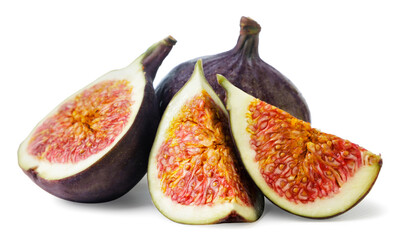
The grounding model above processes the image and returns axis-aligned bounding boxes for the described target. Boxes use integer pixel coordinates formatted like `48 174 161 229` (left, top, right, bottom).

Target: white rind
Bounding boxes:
18 57 147 180
218 75 381 218
148 61 260 224
150 185 258 224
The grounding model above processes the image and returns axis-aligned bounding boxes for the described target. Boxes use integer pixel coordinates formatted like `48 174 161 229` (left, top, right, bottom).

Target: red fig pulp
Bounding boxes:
156 17 310 122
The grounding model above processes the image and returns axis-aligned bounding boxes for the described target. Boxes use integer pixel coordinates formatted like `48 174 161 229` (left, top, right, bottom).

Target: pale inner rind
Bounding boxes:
149 180 258 224
18 58 146 180
221 75 381 218
148 63 259 224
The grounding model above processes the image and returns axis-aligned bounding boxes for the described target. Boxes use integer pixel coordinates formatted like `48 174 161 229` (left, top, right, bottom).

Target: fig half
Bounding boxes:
156 16 310 122
218 75 382 218
18 36 176 203
148 60 264 224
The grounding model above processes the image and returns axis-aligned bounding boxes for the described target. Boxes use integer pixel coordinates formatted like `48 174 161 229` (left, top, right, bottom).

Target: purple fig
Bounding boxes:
156 17 310 122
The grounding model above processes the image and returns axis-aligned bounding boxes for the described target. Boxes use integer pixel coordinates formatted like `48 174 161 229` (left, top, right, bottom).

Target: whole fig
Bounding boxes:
156 17 311 122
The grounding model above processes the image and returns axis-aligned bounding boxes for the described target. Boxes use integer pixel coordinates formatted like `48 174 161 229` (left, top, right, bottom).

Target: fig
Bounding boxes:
156 16 310 122
217 75 382 218
148 60 264 224
18 36 176 203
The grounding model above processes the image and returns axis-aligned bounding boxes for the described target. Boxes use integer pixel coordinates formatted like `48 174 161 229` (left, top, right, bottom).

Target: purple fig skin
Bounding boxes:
156 17 311 122
21 36 176 203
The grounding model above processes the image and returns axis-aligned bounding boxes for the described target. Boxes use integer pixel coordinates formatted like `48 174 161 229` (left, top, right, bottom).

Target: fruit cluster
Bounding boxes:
18 17 381 223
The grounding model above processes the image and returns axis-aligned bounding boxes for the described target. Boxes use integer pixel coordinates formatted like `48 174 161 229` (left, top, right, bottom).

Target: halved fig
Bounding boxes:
218 75 382 218
18 36 176 203
148 60 264 224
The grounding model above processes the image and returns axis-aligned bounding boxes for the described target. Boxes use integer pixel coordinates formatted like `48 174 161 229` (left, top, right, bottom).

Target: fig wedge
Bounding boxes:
148 60 264 224
218 74 382 218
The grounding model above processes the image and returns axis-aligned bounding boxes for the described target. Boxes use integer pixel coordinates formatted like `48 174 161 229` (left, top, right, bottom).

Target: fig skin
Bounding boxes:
19 37 176 203
156 17 311 122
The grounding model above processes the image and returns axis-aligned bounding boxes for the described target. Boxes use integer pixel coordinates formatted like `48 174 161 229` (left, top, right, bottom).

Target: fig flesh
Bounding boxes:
218 75 382 218
18 36 176 203
148 60 264 224
156 16 310 122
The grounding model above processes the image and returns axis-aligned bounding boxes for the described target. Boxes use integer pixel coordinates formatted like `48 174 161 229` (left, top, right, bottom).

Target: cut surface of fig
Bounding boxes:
18 36 176 202
218 75 382 218
156 16 310 122
148 60 264 224
28 79 133 164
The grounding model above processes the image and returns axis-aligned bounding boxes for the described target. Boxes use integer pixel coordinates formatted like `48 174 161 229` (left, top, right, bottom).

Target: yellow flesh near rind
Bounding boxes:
18 55 147 180
217 74 382 218
147 62 260 224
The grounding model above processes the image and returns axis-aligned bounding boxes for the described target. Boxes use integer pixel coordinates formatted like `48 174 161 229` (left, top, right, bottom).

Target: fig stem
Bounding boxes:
240 16 261 35
142 36 177 82
234 17 260 58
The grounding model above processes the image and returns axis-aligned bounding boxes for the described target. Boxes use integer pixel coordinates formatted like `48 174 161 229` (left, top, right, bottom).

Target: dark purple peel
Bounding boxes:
19 37 175 203
156 17 310 122
217 212 246 224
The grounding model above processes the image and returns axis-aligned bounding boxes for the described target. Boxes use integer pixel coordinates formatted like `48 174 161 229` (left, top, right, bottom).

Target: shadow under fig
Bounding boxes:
102 176 154 210
262 198 385 222
332 200 385 221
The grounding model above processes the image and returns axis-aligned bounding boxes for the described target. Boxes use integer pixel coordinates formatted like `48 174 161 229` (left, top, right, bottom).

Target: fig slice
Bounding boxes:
217 75 382 218
18 36 176 203
148 60 264 224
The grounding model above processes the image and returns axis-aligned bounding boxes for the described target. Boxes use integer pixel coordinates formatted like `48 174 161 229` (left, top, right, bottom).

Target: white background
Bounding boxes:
1 0 400 239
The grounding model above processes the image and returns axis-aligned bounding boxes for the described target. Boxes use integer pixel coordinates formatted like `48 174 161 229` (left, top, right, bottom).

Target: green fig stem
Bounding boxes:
234 17 260 58
240 16 261 35
142 36 177 82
